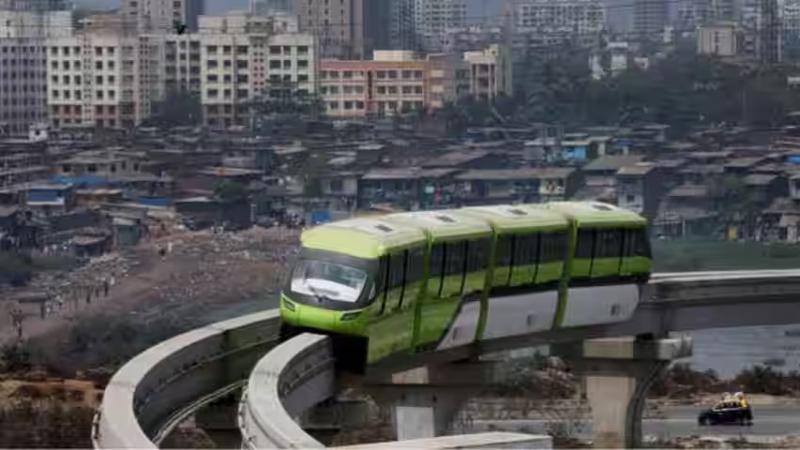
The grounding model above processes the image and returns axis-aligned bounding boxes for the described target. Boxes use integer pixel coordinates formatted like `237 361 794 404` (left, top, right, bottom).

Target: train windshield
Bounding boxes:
290 260 370 304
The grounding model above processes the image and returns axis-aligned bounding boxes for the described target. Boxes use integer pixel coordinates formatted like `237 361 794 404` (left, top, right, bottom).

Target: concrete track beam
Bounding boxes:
555 336 692 449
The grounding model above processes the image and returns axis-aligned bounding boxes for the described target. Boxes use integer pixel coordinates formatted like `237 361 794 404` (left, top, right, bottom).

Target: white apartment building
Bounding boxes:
199 13 298 34
513 0 606 34
121 0 205 32
47 15 145 129
415 0 467 52
198 15 318 128
0 7 72 136
463 44 513 101
697 22 738 56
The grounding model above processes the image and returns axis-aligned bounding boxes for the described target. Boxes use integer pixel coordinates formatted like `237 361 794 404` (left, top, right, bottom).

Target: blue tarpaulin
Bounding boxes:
51 175 108 187
311 210 332 225
137 196 170 207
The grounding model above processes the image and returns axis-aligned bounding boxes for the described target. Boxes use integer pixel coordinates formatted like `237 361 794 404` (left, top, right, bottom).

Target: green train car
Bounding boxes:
280 202 651 368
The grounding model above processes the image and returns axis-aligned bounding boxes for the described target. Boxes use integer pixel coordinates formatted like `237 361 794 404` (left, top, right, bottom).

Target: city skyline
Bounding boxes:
75 0 503 20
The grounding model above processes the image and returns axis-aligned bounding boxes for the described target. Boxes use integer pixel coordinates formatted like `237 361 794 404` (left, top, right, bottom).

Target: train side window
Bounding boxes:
514 234 539 266
429 243 445 296
576 229 595 259
630 228 651 258
389 252 406 289
495 235 512 267
540 231 567 262
407 246 425 283
467 238 491 272
596 229 623 258
377 256 390 313
446 241 466 276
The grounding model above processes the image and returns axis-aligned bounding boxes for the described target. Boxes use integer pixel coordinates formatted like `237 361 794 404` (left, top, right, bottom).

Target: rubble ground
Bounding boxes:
1 225 300 375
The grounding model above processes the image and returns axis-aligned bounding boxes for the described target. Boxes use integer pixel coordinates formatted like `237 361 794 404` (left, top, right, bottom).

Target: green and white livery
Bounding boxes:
280 202 652 369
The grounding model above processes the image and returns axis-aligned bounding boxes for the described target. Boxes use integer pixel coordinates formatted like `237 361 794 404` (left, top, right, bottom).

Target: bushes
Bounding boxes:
650 363 800 398
732 365 800 396
0 252 33 286
0 400 94 448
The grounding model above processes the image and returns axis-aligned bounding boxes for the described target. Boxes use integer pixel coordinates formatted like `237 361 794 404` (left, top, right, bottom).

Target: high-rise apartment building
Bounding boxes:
389 0 416 50
415 0 467 52
677 0 736 31
292 0 390 58
759 0 781 64
0 0 72 136
121 0 206 32
513 0 606 34
44 10 319 131
251 0 291 15
633 0 668 41
784 0 800 60
47 15 145 129
197 14 318 128
0 0 68 11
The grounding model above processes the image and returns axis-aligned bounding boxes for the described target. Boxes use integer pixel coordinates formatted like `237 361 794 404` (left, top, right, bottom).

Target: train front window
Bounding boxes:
290 260 370 303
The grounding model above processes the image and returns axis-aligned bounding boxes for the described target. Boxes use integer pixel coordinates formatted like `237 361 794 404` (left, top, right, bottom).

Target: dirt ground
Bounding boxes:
0 225 300 347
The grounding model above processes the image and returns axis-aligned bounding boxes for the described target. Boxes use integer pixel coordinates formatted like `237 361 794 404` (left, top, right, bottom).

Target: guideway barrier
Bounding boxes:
94 270 800 450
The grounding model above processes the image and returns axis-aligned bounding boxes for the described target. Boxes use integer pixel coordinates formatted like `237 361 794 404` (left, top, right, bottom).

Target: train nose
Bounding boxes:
297 305 338 330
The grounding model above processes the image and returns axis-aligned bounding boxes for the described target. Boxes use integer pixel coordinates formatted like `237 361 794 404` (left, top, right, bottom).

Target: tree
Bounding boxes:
214 180 247 204
146 89 202 128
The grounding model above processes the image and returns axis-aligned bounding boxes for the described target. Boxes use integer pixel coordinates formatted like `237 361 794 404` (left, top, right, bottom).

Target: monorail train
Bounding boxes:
280 202 652 368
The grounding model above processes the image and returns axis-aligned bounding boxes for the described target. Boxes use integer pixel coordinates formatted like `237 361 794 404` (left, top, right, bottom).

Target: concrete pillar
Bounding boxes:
365 364 491 441
554 336 692 449
392 388 463 440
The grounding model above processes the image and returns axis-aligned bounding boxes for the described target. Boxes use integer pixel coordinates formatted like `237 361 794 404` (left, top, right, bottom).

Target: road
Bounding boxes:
463 405 800 440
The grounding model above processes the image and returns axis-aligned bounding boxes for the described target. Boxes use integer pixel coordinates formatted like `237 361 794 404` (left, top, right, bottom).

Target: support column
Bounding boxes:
555 336 692 449
365 363 493 441
392 388 463 440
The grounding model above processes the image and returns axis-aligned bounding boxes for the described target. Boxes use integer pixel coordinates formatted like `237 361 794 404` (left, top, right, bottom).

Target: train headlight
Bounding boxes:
340 311 361 321
283 298 296 311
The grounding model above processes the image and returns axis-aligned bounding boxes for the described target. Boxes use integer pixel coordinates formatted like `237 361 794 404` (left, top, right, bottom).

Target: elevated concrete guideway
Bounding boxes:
93 270 800 450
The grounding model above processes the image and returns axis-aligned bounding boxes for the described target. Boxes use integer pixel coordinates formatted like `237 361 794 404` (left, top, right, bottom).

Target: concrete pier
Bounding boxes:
555 336 693 448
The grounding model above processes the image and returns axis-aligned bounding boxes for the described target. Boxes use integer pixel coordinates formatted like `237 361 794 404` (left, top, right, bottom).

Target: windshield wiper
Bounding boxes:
307 285 334 303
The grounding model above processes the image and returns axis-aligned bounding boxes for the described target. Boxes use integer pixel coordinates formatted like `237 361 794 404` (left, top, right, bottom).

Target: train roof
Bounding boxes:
384 210 493 241
455 204 568 233
301 218 426 259
543 201 647 228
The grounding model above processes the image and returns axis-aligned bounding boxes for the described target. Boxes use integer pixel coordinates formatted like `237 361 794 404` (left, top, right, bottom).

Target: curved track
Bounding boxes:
94 270 800 449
